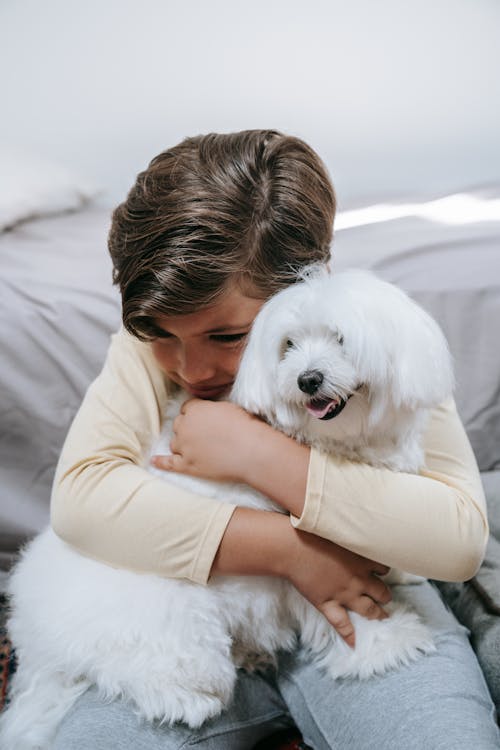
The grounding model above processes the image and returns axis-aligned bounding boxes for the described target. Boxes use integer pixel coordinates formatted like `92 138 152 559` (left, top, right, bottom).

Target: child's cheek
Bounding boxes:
151 341 177 376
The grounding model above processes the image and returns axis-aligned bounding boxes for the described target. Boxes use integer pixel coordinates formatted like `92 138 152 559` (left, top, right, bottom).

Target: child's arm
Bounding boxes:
50 327 390 642
157 397 488 582
50 327 234 585
210 504 391 648
289 398 488 582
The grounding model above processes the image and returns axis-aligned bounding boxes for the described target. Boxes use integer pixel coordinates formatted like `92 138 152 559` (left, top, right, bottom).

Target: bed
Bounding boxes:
0 157 499 720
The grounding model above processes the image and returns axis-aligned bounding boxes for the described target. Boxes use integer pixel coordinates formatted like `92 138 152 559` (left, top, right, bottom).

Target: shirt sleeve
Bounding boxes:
50 327 236 584
291 397 489 582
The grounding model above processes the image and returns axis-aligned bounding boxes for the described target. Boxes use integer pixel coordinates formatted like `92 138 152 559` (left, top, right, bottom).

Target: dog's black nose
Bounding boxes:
297 370 324 395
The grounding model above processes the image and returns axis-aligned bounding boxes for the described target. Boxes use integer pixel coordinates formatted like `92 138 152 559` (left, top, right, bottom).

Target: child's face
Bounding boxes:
150 285 265 399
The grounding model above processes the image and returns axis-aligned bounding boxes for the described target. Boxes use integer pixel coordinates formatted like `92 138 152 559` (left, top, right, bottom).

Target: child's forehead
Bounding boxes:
154 287 265 336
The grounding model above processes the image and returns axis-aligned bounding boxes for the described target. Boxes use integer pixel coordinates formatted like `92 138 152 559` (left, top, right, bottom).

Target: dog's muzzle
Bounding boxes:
298 371 358 420
306 394 352 420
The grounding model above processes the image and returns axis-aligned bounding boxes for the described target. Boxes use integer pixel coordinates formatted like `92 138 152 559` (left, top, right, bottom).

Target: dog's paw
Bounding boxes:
317 605 435 680
383 568 427 585
122 665 236 728
139 687 227 728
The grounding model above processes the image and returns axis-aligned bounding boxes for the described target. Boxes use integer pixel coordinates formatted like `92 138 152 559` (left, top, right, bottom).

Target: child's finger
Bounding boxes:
319 600 356 649
150 455 173 471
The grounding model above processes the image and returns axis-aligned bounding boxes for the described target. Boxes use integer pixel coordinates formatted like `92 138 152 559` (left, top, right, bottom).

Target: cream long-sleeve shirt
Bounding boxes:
50 326 489 584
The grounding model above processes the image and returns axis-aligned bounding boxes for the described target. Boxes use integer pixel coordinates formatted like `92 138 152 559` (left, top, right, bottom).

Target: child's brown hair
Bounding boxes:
108 129 336 340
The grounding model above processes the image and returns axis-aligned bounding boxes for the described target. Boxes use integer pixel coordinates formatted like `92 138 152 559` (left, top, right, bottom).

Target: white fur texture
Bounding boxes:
0 268 453 749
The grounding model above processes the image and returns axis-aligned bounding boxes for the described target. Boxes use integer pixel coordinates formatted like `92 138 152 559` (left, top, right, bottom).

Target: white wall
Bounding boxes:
1 0 499 208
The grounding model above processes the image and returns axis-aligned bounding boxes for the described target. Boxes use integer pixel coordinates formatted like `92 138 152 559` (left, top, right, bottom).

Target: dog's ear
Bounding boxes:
333 272 454 422
387 294 455 410
230 298 280 417
349 278 454 412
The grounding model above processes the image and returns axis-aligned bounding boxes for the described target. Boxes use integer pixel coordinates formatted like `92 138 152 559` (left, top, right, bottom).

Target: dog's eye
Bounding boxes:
337 333 344 346
280 338 295 360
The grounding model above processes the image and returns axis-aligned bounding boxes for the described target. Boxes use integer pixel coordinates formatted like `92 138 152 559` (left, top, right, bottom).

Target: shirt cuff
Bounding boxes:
290 446 327 532
190 502 237 584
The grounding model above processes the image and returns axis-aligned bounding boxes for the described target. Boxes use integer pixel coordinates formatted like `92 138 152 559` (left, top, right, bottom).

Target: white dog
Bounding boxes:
0 268 454 750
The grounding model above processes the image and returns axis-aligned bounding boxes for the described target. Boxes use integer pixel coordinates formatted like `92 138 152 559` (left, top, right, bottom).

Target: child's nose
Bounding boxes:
179 345 217 384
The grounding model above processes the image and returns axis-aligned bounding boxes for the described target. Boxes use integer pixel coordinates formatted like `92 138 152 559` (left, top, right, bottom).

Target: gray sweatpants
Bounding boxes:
52 582 500 749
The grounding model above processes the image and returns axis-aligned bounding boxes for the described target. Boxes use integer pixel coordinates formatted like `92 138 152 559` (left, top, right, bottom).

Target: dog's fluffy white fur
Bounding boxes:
1 268 454 749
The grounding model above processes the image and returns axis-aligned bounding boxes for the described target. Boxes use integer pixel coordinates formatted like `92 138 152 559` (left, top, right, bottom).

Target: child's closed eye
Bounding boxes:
210 333 248 344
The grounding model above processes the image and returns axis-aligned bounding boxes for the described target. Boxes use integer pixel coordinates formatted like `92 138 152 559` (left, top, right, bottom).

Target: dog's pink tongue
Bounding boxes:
306 398 337 419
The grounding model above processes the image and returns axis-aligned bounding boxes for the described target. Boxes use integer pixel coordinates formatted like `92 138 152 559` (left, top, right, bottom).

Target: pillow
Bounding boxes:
0 148 98 231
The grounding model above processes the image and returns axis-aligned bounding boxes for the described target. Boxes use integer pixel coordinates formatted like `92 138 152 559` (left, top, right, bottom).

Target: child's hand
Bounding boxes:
151 398 263 482
211 507 392 649
281 528 392 648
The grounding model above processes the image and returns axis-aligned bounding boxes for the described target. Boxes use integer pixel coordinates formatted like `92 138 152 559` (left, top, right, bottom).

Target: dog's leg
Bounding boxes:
8 529 239 730
96 645 237 728
81 615 238 729
0 664 90 750
4 624 237 737
217 577 297 673
286 585 435 680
